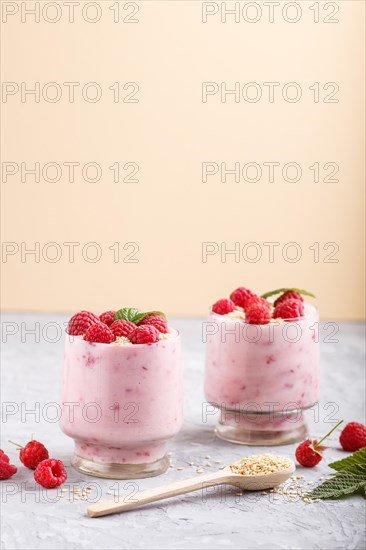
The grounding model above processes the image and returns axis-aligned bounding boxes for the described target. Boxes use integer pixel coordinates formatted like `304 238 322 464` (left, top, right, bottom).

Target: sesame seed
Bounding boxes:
196 468 204 474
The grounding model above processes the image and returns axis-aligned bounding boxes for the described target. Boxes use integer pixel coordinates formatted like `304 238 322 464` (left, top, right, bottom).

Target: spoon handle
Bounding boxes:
87 471 227 517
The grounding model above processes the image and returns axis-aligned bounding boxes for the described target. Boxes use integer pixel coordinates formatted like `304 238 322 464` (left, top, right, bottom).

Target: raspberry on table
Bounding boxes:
19 440 49 470
84 323 115 344
68 311 99 336
0 450 8 462
99 311 116 327
110 319 136 338
245 302 271 325
295 439 323 467
274 290 304 307
212 299 235 316
34 458 67 488
339 422 366 452
139 314 168 334
0 450 17 479
129 325 160 345
273 298 304 320
229 287 255 310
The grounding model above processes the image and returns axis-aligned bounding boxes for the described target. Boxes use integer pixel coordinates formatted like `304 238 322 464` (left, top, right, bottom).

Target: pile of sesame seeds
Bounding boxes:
230 453 292 476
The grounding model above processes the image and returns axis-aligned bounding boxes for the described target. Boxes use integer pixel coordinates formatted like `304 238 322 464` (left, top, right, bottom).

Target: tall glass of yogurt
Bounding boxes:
60 329 183 478
204 303 320 445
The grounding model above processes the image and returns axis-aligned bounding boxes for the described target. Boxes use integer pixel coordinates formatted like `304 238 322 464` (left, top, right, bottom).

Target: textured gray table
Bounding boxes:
1 314 365 550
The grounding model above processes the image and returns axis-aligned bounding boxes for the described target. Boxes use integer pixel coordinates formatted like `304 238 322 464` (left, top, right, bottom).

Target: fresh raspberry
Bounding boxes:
0 450 8 462
34 458 67 488
84 322 115 344
295 439 323 467
99 311 116 327
212 299 235 315
110 319 136 338
139 314 168 334
68 311 99 336
19 440 49 470
245 295 270 311
339 422 366 452
0 450 17 479
229 287 255 309
273 298 304 320
274 291 304 307
245 302 271 325
129 325 160 345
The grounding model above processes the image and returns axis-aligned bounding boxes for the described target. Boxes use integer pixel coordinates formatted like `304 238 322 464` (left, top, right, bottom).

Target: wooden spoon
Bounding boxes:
87 460 295 518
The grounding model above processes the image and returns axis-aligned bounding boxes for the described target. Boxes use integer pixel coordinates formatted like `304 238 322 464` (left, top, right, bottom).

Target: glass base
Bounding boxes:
71 453 170 479
215 407 309 446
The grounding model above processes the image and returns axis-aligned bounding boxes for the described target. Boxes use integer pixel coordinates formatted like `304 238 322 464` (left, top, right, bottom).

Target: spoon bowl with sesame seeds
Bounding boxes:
87 453 295 518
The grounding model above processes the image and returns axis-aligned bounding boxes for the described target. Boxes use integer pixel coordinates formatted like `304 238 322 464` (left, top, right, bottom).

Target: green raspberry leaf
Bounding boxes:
309 465 366 500
329 447 366 471
114 308 146 325
260 288 316 299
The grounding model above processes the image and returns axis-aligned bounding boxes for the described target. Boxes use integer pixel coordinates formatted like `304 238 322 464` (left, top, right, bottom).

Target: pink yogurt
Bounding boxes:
60 329 183 466
204 304 320 414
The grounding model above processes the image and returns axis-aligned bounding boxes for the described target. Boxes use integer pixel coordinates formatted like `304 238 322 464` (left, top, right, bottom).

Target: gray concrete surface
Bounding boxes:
1 314 365 550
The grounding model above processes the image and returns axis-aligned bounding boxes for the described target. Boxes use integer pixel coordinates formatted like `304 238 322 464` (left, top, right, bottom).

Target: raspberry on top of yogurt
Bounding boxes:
211 286 315 324
67 307 172 344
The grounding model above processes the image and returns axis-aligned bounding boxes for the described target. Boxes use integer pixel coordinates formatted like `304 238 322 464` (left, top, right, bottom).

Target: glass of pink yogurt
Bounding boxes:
204 303 320 445
60 329 183 478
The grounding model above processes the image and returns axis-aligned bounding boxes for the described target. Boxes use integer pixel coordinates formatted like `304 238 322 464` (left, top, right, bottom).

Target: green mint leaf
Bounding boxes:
114 308 167 325
329 447 366 471
114 308 146 324
309 465 366 500
132 312 149 324
260 288 316 299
